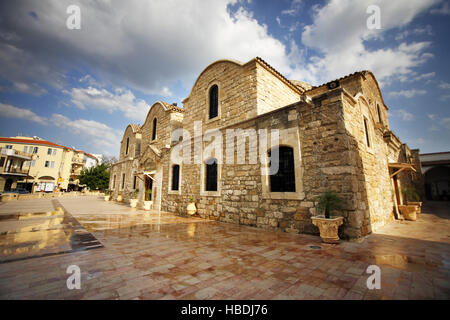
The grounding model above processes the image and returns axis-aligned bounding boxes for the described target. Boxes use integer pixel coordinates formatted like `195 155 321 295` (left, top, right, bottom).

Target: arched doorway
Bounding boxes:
4 178 13 191
424 166 450 200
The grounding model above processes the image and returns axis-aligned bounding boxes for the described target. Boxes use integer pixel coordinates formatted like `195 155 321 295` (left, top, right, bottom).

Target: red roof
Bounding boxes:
0 137 98 161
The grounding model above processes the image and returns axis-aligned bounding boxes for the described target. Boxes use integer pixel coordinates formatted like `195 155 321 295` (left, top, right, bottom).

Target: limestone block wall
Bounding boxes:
182 60 258 135
141 103 171 152
341 91 394 234
161 91 381 239
119 126 141 161
255 63 301 115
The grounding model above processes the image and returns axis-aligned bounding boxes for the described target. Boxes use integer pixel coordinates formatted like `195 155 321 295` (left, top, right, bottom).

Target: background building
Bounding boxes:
0 136 98 192
420 151 450 201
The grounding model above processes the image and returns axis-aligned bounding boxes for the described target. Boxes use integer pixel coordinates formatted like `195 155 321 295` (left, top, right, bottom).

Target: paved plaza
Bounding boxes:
0 196 449 300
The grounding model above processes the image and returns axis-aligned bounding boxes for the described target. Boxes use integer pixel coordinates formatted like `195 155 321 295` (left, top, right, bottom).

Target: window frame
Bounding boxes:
208 84 219 120
205 82 221 124
269 146 296 193
200 157 221 197
152 118 157 141
260 126 305 200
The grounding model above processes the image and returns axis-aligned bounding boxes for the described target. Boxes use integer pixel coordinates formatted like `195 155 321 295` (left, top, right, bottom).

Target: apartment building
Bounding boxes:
0 136 98 192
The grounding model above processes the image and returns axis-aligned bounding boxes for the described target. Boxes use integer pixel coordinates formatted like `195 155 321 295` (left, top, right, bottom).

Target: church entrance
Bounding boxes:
145 175 153 201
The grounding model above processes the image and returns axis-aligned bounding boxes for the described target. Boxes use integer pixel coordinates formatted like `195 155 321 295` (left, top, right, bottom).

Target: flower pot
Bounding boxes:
143 200 153 211
311 216 344 244
116 194 123 202
187 202 197 215
129 198 138 208
104 195 110 201
398 205 417 221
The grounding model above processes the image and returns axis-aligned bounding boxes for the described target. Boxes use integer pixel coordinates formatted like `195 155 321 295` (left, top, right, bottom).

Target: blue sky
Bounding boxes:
0 0 449 157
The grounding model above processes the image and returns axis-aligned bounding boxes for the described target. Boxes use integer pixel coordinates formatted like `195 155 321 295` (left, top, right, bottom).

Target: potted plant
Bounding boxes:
129 189 139 208
104 189 111 201
403 187 422 217
187 195 197 215
116 191 123 202
143 188 152 211
311 191 345 244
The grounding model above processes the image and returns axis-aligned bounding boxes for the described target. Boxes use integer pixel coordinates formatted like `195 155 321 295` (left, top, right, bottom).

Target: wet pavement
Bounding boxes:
0 200 102 263
0 196 449 299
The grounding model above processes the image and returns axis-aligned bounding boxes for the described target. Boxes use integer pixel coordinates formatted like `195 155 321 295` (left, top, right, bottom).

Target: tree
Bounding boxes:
78 163 110 191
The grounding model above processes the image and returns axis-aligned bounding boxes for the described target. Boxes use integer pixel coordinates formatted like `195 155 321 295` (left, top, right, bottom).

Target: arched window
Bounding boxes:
205 158 217 191
363 117 371 147
377 104 383 124
125 137 129 155
152 118 157 140
209 85 218 119
172 165 180 191
269 146 295 192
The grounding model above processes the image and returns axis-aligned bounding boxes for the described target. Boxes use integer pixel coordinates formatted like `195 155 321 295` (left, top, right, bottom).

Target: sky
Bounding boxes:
0 0 449 157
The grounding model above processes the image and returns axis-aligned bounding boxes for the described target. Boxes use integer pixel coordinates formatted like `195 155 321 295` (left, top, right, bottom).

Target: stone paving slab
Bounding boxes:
0 196 449 300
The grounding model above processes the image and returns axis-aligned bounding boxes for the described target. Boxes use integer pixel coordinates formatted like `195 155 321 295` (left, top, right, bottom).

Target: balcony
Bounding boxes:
72 158 85 165
0 148 32 160
0 167 29 176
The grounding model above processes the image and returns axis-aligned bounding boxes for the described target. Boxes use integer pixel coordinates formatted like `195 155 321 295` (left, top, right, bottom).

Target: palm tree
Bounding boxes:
315 191 344 219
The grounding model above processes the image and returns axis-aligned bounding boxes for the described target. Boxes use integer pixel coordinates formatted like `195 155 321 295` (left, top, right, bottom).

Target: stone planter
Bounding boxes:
104 195 110 201
129 199 138 208
398 205 417 221
116 194 123 202
143 200 153 211
187 202 197 215
407 201 422 216
311 216 344 244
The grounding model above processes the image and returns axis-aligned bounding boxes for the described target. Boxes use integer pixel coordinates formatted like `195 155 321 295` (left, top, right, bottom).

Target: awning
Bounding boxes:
389 163 416 178
38 176 56 181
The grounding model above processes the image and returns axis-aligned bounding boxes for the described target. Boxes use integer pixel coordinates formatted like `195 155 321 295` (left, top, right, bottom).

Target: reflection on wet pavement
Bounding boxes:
0 203 102 263
0 197 448 300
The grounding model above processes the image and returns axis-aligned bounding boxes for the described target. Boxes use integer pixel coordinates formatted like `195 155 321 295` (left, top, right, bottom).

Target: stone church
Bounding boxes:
109 57 421 239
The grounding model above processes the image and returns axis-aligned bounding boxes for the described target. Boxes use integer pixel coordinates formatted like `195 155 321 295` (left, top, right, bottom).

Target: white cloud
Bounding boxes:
281 0 303 16
426 113 450 131
399 71 435 83
441 117 450 129
0 102 47 125
0 0 292 96
396 109 415 121
430 2 450 14
51 114 122 151
440 94 450 101
389 89 427 98
439 82 450 89
291 0 439 85
65 86 151 121
395 25 433 41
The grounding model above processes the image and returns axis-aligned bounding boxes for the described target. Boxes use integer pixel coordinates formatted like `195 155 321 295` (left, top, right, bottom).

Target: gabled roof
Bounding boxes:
254 57 305 94
129 124 141 133
159 101 184 113
306 70 388 110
